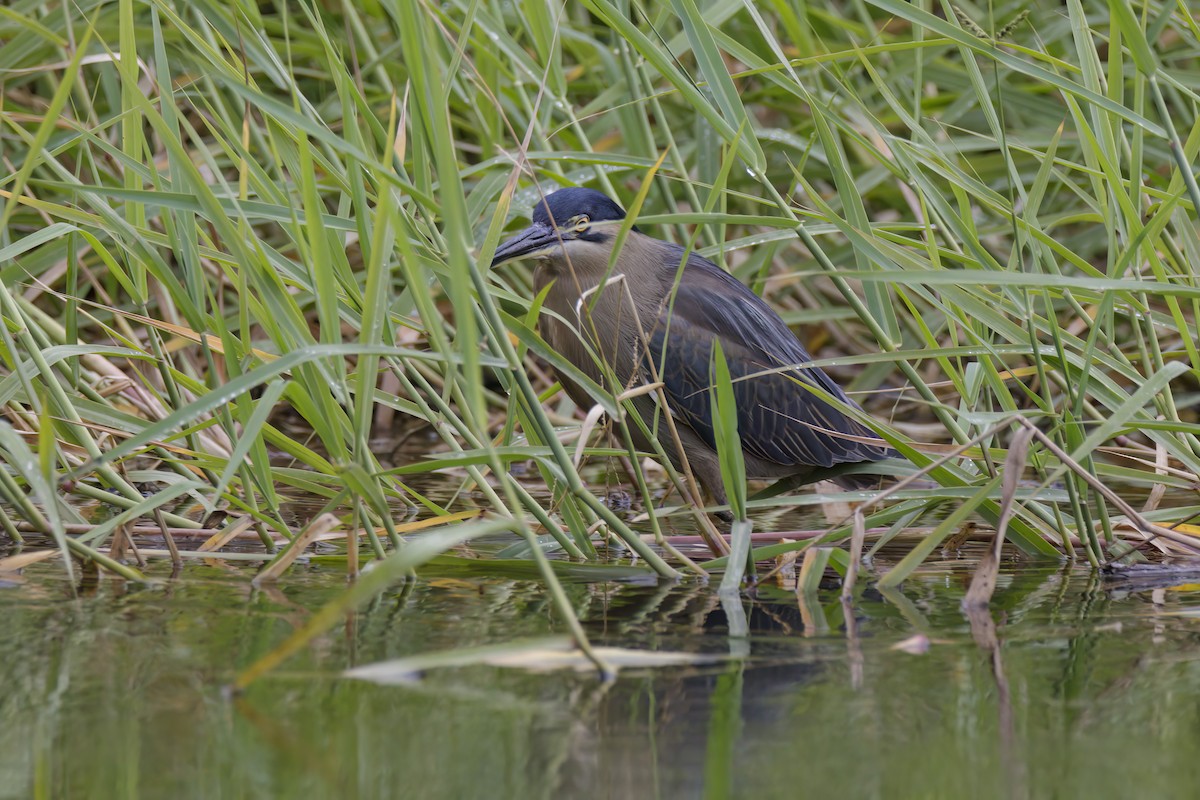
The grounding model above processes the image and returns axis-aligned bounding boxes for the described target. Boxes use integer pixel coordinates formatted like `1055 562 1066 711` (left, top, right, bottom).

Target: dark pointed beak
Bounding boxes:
490 223 564 268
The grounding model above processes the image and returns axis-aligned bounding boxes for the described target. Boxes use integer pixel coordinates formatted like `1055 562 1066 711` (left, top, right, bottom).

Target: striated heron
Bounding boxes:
491 187 892 511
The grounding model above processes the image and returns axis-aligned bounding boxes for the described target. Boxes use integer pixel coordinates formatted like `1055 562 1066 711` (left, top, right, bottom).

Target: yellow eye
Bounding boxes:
572 215 590 232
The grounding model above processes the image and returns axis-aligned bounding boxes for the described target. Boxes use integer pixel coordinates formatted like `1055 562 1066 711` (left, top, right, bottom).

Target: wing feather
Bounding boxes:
646 246 891 469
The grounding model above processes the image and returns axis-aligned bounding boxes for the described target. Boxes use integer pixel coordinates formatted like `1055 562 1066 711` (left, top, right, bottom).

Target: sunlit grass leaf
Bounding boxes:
710 340 746 522
345 638 722 683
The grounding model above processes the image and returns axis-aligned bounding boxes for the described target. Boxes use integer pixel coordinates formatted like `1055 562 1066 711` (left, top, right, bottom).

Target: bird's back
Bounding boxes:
647 243 892 471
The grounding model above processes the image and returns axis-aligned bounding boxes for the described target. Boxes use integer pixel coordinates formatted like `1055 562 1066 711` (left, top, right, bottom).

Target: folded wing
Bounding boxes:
645 249 891 469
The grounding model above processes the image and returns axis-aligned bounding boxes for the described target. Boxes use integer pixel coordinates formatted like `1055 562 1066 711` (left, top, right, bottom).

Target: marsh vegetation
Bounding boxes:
0 0 1198 684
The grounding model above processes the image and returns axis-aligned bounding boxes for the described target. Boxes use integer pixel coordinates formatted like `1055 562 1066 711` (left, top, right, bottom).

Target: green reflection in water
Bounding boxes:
3 560 1200 799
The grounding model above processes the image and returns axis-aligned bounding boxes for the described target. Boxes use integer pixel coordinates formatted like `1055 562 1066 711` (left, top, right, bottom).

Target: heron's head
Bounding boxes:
490 187 632 268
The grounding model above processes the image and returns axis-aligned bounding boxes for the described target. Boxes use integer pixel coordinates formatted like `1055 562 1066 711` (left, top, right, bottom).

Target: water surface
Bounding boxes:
3 551 1200 799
